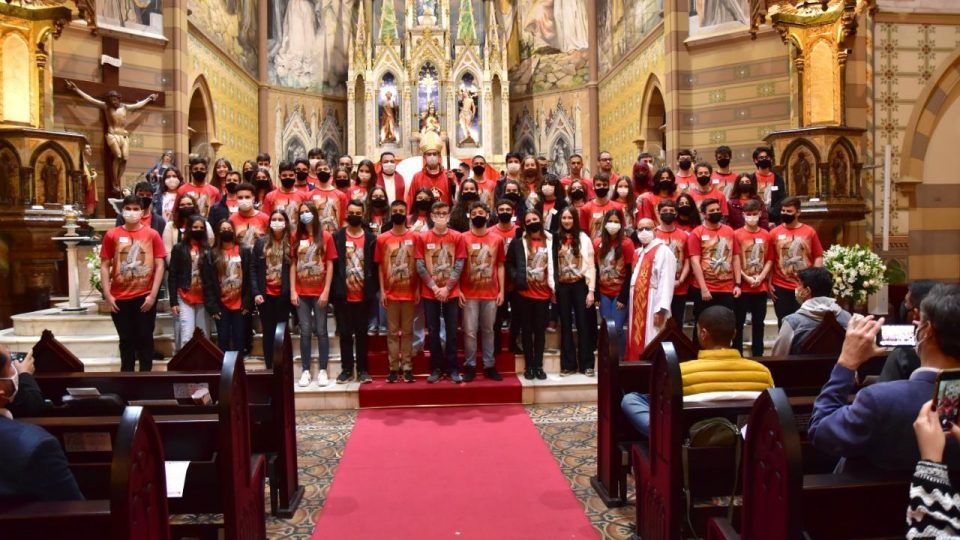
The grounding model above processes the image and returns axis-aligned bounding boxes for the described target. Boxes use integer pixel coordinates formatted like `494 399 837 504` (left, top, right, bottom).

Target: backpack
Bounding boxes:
682 417 742 539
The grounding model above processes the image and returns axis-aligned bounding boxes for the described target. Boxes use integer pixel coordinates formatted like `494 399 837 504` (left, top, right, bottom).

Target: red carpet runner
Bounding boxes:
311 405 598 540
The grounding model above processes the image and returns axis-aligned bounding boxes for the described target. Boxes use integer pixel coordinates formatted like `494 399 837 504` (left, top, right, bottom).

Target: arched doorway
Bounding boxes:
188 76 217 161
644 86 666 158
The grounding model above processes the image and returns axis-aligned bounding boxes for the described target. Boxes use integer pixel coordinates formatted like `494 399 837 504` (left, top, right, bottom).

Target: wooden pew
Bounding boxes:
31 325 302 518
28 352 267 540
706 388 922 540
0 406 171 540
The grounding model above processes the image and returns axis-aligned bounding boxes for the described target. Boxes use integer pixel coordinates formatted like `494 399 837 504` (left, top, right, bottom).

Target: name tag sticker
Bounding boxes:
300 239 309 247
755 238 764 244
810 197 821 202
712 179 720 184
369 223 378 228
472 243 481 250
229 206 239 213
427 243 437 249
511 216 517 222
345 241 354 248
701 235 711 241
404 239 413 246
777 234 787 240
679 184 688 190
550 208 557 214
592 212 602 218
770 186 779 191
229 256 241 263
118 236 130 244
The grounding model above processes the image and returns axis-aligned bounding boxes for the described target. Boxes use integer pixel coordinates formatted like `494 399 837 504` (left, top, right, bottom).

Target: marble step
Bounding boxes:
11 307 176 337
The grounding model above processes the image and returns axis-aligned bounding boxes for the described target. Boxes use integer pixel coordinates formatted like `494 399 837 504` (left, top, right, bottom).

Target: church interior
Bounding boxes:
1 0 960 538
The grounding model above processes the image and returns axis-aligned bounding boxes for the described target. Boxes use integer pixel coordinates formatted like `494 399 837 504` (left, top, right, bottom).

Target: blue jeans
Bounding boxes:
463 299 497 368
215 307 244 354
599 294 628 361
424 299 460 373
621 392 651 438
297 296 330 372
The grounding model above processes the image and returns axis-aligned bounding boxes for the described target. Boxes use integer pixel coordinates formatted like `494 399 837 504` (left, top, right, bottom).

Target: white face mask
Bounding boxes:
165 178 180 190
542 185 556 197
617 187 630 199
300 212 314 224
309 158 320 168
382 163 396 175
506 163 521 174
432 215 449 227
426 155 440 167
1 368 19 403
122 210 143 224
744 215 760 227
358 172 372 181
638 230 655 245
237 199 254 212
604 222 622 235
270 221 286 232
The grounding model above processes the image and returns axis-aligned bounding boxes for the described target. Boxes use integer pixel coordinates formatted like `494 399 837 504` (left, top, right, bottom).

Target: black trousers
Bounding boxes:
495 291 522 350
557 280 593 371
735 292 768 357
338 300 369 375
515 295 549 369
773 285 800 328
690 288 735 347
258 294 289 369
111 295 156 372
670 293 688 329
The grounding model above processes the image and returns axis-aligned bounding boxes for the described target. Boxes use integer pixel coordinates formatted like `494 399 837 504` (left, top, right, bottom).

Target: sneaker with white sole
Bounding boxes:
316 369 329 386
298 371 311 387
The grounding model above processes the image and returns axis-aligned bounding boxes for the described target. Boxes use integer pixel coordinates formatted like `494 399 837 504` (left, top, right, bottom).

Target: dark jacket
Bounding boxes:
506 231 554 293
0 416 84 503
8 373 45 418
726 195 770 230
329 227 379 304
536 197 568 234
201 246 254 315
115 208 166 238
249 235 291 300
878 347 921 383
207 197 232 229
749 171 787 225
167 241 220 314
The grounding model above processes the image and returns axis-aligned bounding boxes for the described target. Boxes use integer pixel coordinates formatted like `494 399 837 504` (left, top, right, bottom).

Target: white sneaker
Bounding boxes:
298 371 311 387
316 369 329 386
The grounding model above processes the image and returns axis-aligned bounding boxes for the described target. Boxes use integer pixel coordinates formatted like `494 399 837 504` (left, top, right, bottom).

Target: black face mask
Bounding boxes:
178 206 196 219
505 192 521 203
678 159 692 170
757 158 772 169
594 187 609 199
347 214 363 227
295 171 309 182
225 182 239 194
460 191 479 202
677 206 693 217
220 230 235 242
471 215 488 228
524 169 538 178
706 212 723 224
659 213 677 224
243 170 255 183
139 196 152 209
190 229 206 241
317 170 332 183
280 177 296 189
498 212 513 224
696 176 711 186
569 189 585 200
415 200 433 211
335 178 351 188
525 221 542 233
659 180 676 192
454 171 465 181
371 198 387 209
256 179 272 189
473 165 486 177
717 158 731 168
391 213 407 225
192 170 206 182
782 214 797 224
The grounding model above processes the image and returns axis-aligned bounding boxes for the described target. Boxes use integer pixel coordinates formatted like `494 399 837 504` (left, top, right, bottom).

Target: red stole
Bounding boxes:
626 244 661 361
378 173 406 202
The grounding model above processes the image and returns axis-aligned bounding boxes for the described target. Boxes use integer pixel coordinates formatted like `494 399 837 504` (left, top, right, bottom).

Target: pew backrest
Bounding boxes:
798 311 845 355
167 328 223 371
111 406 170 540
33 329 85 372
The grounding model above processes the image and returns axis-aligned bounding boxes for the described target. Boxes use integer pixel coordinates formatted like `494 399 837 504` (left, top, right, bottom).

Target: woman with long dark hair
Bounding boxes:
449 178 480 232
595 208 635 361
675 192 701 232
507 209 554 380
553 206 596 375
538 174 567 234
168 214 217 348
612 176 639 235
638 167 678 225
349 159 377 201
409 188 434 233
251 210 292 368
160 167 183 223
212 157 232 194
204 219 252 355
726 173 770 230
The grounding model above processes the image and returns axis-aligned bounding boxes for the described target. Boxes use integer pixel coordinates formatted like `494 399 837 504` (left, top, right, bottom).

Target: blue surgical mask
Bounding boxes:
300 212 314 225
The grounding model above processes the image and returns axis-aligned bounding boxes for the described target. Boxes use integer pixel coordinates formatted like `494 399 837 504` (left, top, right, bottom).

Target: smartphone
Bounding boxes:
933 369 960 431
877 324 916 348
9 352 26 362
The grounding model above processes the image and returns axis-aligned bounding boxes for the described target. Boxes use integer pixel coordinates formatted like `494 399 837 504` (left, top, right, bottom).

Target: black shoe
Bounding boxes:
462 366 476 382
535 368 547 380
403 370 415 383
448 370 463 384
523 369 535 380
387 370 399 383
336 371 353 384
427 369 442 384
484 367 503 381
358 371 373 384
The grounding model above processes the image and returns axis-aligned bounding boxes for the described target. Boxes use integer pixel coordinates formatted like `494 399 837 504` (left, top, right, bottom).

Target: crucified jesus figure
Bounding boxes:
65 80 157 191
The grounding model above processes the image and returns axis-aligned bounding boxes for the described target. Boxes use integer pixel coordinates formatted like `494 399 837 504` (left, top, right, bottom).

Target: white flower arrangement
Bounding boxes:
822 244 887 305
85 244 102 293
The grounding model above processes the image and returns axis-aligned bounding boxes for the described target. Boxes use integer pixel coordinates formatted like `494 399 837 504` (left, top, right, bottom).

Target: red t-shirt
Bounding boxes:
375 229 420 301
305 187 348 233
638 192 673 223
734 227 773 293
292 230 337 297
460 230 505 300
578 199 625 239
687 224 740 293
656 227 691 295
101 225 167 300
711 171 739 195
769 223 823 290
178 243 205 305
367 214 386 236
177 183 221 217
686 186 730 216
476 178 498 208
263 240 285 297
407 168 451 205
217 244 243 311
594 237 635 298
344 231 367 303
560 176 594 198
347 186 368 202
675 172 696 193
294 183 314 193
229 211 270 248
519 238 552 300
222 196 239 216
262 189 304 217
755 171 776 193
416 229 466 299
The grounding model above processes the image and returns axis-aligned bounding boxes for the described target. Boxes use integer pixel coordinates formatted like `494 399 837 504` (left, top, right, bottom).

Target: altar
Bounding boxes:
347 0 510 167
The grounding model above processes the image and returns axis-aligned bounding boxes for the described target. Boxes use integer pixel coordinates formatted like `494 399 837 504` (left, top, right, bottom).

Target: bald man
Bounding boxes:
625 218 676 360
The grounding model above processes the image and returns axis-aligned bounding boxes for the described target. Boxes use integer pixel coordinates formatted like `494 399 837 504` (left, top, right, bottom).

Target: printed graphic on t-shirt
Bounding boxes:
311 193 341 233
114 237 154 292
467 242 494 289
265 249 283 291
221 255 243 306
700 234 733 282
558 242 583 283
425 242 455 286
741 238 767 278
525 244 550 292
776 234 811 281
188 249 202 296
346 242 364 296
296 241 327 290
666 238 684 280
384 241 414 292
599 249 625 291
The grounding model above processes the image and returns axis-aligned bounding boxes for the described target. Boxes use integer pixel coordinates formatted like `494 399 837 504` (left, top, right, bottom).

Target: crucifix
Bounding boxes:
54 36 164 204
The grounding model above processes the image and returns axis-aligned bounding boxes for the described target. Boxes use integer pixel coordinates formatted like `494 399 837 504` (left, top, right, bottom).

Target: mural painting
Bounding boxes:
598 0 663 76
417 64 442 138
689 0 749 35
379 73 400 145
96 0 163 36
457 73 480 146
188 0 258 75
506 0 589 95
268 0 357 94
450 0 485 45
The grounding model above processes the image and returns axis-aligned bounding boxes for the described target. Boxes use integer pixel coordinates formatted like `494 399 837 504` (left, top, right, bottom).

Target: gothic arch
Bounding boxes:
900 49 960 183
188 75 218 159
639 74 666 157
28 140 74 173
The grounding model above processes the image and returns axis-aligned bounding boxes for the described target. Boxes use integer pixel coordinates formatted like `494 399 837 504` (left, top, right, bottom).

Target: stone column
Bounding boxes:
257 0 270 153
586 0 599 163
347 86 357 155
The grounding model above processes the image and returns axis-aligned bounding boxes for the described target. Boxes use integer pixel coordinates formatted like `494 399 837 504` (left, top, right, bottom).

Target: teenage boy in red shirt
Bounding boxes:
459 202 506 382
769 196 823 325
687 198 741 344
578 172 624 239
733 199 773 356
178 156 222 218
376 200 421 383
229 183 271 248
654 199 691 327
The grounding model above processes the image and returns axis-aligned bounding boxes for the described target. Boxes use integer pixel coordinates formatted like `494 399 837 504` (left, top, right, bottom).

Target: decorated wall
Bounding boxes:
96 0 163 37
598 0 663 77
187 0 258 76
506 0 589 95
267 89 346 165
510 90 591 176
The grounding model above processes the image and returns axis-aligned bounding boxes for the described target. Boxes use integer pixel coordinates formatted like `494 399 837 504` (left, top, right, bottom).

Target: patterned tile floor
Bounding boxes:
265 404 634 540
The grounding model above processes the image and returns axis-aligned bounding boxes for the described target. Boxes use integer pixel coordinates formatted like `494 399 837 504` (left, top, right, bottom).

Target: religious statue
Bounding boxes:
831 150 849 198
82 144 99 216
791 150 812 196
380 90 398 144
65 80 158 192
0 152 17 204
457 87 478 146
552 139 570 178
40 155 62 204
419 101 441 137
419 0 438 24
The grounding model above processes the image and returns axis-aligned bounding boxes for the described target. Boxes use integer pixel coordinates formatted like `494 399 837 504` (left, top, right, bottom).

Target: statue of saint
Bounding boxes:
791 150 811 196
831 150 849 198
82 144 99 216
419 101 441 137
380 90 398 144
65 80 157 192
457 87 478 146
40 155 62 204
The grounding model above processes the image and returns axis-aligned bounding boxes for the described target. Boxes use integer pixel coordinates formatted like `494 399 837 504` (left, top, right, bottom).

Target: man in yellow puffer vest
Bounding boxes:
621 305 774 436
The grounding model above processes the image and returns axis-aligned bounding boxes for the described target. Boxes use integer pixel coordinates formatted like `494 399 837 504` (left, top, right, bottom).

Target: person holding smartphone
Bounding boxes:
910 400 960 537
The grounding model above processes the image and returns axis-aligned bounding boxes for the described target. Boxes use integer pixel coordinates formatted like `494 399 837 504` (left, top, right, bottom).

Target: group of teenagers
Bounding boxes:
98 138 826 388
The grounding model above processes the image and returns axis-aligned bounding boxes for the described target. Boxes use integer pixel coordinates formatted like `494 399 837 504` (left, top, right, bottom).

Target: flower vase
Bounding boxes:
96 298 112 314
